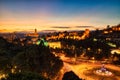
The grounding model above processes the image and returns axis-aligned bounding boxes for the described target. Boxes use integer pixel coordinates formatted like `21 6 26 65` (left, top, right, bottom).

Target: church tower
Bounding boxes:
35 28 37 33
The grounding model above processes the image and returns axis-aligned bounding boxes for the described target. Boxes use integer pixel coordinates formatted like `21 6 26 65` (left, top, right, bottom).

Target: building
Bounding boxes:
48 41 61 49
26 29 39 44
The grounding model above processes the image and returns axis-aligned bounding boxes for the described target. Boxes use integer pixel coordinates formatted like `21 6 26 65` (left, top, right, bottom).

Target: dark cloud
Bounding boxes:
75 26 94 28
41 30 57 32
51 26 70 29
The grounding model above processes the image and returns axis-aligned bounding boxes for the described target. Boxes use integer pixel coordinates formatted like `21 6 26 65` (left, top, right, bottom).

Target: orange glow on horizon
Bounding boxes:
0 19 97 32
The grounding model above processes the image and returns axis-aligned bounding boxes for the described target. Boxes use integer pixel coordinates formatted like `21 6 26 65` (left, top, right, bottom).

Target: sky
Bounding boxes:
0 0 120 32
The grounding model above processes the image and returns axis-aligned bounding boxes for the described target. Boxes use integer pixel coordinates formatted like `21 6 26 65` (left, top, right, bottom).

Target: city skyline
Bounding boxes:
0 0 120 32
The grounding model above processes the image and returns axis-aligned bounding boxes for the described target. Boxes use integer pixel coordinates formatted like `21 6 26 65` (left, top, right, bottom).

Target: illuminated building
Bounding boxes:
111 49 120 54
103 24 120 34
26 29 39 37
46 29 90 41
81 29 90 39
48 41 61 49
26 29 39 44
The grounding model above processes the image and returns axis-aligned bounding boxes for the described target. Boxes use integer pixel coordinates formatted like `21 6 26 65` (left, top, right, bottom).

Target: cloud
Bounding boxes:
40 30 57 33
75 26 94 28
51 26 70 29
0 29 10 33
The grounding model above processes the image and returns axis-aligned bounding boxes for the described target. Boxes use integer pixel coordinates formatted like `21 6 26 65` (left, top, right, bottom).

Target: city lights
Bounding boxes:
0 0 120 80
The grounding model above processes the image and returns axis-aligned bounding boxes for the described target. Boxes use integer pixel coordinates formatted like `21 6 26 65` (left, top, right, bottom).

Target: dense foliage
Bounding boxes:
62 71 82 80
0 37 63 79
61 37 111 60
1 72 49 80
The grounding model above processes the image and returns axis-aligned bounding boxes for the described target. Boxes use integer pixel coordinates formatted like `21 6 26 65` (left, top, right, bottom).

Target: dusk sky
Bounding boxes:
0 0 120 32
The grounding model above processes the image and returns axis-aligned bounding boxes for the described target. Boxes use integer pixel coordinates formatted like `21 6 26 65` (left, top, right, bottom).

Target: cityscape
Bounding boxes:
0 0 120 80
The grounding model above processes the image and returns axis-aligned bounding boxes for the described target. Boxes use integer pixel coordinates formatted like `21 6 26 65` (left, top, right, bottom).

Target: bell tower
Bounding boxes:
35 28 37 33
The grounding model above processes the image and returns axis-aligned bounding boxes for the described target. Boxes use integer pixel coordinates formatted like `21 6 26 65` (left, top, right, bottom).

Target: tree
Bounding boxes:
13 44 63 79
62 71 82 80
1 72 49 80
0 37 12 73
0 36 63 79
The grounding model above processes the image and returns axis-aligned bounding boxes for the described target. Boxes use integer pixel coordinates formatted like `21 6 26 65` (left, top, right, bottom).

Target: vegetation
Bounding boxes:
62 71 83 80
61 37 111 60
0 37 63 79
1 72 49 80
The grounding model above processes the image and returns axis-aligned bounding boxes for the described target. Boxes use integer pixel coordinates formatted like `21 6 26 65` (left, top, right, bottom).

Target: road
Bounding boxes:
58 54 120 80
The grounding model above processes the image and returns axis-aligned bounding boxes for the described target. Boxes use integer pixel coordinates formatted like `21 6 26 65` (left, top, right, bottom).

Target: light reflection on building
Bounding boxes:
103 24 120 34
46 29 90 40
48 41 61 49
111 49 120 54
26 29 39 44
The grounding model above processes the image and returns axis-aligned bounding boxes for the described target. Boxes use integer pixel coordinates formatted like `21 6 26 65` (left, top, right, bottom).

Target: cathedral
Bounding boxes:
26 29 39 44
